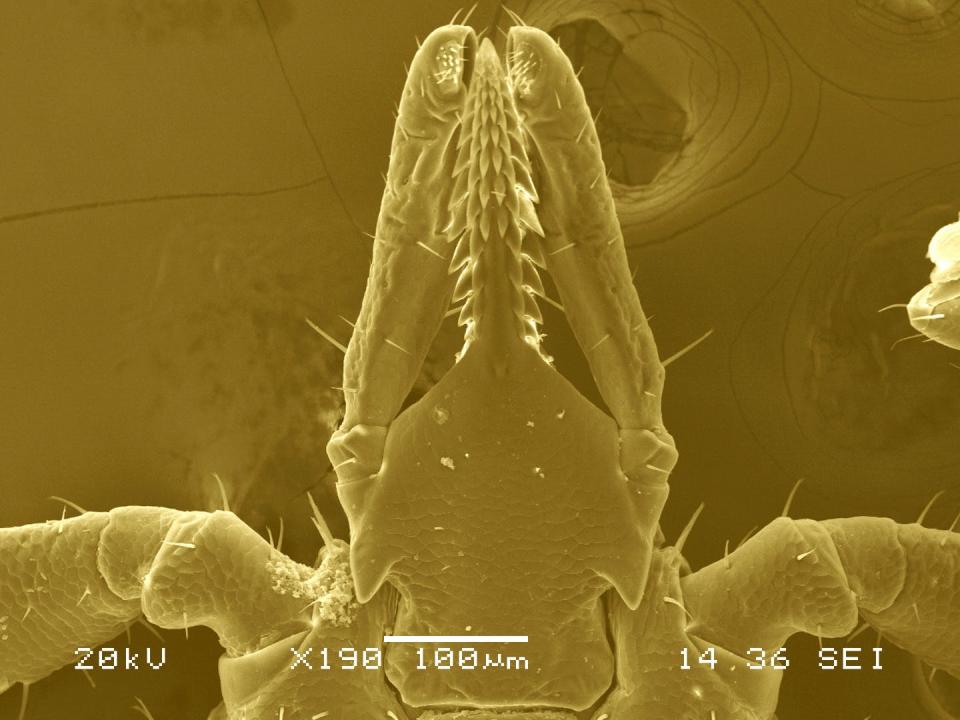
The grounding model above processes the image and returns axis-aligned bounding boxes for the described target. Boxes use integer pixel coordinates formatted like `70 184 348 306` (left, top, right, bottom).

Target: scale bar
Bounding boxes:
383 635 528 644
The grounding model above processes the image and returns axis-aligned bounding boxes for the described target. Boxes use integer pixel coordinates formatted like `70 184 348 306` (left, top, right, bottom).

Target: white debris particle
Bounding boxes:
526 420 535 427
465 625 472 631
464 452 470 459
556 409 566 419
265 542 358 627
432 406 450 425
440 456 456 470
533 467 545 478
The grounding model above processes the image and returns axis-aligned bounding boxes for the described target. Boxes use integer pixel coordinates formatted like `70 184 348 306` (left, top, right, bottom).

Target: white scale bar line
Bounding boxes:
383 635 528 644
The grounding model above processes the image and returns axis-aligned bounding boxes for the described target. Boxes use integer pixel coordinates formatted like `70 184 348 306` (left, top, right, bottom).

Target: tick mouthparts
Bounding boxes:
433 29 476 97
445 35 549 368
434 30 547 104
475 35 500 70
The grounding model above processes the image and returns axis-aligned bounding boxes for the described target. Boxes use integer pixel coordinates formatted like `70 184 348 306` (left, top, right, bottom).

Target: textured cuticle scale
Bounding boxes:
0 506 402 719
0 512 139 689
216 582 406 720
680 516 960 680
520 0 820 240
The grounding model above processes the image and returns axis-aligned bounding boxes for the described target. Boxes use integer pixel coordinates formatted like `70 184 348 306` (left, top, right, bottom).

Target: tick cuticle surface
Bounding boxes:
1 2 960 719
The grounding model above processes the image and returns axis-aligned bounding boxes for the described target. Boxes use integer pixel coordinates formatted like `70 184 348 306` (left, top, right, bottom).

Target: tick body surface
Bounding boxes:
1 19 959 720
330 28 672 710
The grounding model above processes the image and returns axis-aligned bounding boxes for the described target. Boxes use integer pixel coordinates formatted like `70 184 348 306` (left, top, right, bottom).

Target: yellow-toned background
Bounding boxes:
1 0 959 717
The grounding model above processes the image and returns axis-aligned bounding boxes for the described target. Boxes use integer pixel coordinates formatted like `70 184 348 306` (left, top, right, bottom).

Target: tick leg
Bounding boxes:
328 26 478 485
905 216 960 350
0 507 405 718
680 516 960 679
507 27 678 494
601 548 782 719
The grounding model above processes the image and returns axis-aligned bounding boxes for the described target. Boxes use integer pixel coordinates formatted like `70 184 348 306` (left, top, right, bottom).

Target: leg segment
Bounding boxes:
680 516 960 678
907 215 960 351
1 507 405 719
